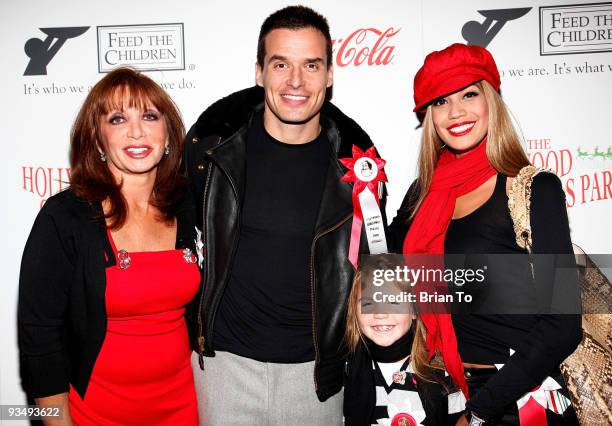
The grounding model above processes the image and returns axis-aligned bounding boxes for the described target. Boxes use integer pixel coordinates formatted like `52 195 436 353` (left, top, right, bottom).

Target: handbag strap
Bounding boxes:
507 165 547 254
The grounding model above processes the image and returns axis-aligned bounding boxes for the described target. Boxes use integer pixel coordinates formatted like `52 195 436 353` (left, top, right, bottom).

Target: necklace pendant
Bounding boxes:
183 248 197 264
117 249 131 270
392 370 407 385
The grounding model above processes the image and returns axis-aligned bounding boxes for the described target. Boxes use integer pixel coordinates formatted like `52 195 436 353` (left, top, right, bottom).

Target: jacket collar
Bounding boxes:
192 86 375 155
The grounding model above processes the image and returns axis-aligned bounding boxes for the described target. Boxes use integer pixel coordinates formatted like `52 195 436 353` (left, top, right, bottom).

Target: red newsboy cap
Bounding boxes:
413 43 501 112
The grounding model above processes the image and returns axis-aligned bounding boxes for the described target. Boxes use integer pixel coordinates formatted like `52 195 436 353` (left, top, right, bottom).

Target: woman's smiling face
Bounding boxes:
98 99 168 181
431 83 489 157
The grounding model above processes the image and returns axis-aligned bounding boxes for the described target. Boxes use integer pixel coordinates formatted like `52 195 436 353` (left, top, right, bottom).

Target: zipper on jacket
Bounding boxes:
196 155 214 370
206 162 243 359
198 135 243 368
309 212 352 391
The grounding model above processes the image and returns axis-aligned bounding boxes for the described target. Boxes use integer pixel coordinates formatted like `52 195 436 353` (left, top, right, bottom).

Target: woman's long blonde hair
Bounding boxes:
345 269 447 387
412 80 530 217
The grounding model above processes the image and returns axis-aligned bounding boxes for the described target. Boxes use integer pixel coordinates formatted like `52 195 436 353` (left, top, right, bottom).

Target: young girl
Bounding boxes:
344 257 463 426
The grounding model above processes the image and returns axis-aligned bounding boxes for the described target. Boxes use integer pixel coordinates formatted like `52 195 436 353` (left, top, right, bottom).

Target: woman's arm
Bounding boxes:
514 172 582 369
465 172 582 418
18 201 74 400
387 180 420 253
35 393 73 426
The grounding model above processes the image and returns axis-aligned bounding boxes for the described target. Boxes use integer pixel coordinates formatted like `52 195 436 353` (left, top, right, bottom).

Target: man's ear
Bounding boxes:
326 64 334 88
255 62 263 87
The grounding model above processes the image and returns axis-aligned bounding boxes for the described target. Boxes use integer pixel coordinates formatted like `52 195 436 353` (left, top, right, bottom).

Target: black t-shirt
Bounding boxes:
445 173 541 364
213 112 331 362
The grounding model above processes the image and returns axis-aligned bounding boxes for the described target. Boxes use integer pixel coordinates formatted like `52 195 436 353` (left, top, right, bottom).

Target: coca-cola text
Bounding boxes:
332 27 400 67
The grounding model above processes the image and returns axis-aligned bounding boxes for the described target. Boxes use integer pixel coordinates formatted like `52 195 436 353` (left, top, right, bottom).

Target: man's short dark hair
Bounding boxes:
257 5 333 69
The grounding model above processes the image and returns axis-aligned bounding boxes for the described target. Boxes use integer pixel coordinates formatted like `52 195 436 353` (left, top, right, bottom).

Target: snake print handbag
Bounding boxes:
508 165 612 425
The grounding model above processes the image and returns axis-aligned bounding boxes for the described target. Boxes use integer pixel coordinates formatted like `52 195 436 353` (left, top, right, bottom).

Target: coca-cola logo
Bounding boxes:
332 27 400 67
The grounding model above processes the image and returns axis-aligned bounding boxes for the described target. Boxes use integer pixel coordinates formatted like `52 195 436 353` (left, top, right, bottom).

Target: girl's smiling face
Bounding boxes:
357 294 414 347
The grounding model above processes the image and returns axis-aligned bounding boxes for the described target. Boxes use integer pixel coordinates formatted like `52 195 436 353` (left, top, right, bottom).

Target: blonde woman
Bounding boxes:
389 44 580 425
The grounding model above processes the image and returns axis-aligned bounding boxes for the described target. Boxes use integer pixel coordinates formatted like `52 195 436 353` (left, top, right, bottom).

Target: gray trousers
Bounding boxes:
191 351 343 425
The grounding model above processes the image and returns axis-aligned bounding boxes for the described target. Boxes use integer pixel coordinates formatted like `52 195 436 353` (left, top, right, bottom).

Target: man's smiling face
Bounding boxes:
256 27 333 135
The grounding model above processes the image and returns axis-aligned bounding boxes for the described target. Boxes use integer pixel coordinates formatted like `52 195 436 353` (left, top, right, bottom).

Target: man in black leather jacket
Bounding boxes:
184 6 385 424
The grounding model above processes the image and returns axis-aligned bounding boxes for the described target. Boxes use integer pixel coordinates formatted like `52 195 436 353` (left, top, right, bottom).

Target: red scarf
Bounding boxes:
403 139 496 398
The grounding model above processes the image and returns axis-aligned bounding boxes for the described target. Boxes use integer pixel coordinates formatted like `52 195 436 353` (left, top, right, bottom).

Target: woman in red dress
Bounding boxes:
19 68 200 425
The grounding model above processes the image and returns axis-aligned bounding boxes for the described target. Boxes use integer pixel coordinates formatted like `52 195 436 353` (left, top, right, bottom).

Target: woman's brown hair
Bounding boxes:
345 267 448 387
411 80 531 217
69 67 186 228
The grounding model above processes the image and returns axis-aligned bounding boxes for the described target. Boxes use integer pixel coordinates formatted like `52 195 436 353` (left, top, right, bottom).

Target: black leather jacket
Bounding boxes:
183 86 385 401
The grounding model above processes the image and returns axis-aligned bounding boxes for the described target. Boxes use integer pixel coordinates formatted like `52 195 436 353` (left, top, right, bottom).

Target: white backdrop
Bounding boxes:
1 0 610 418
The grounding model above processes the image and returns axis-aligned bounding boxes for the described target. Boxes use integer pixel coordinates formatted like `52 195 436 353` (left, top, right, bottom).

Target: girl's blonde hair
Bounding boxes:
412 80 530 217
345 269 447 387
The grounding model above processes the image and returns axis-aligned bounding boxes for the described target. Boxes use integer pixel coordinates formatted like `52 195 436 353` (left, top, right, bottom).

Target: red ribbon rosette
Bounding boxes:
340 146 388 268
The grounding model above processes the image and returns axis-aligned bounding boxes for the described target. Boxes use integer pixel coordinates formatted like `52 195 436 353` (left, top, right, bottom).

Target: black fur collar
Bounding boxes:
192 86 374 157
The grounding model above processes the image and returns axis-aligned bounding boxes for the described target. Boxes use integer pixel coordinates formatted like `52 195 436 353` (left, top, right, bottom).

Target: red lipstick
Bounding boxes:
447 121 476 137
123 145 153 159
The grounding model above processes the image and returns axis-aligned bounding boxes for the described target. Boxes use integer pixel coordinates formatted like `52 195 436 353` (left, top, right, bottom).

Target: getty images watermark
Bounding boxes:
370 263 486 304
358 253 608 315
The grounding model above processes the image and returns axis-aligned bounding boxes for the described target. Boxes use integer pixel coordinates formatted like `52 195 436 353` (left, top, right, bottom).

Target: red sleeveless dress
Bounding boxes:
68 231 200 425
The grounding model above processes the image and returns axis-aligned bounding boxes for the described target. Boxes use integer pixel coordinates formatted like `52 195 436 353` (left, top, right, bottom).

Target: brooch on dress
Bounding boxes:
115 247 197 270
183 248 197 264
117 249 131 270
